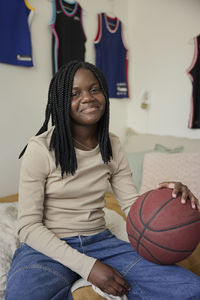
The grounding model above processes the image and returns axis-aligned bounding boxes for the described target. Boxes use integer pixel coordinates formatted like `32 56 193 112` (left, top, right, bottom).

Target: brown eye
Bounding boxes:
71 91 80 98
90 87 101 94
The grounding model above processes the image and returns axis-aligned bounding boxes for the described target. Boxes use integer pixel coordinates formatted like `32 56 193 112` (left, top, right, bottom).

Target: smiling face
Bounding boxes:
70 68 106 129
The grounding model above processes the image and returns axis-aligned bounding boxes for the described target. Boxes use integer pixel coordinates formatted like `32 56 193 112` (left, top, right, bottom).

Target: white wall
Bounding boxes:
127 0 200 138
1 0 200 197
0 0 128 196
0 0 53 197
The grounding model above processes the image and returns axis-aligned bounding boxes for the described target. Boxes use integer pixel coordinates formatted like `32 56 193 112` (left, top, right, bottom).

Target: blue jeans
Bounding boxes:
5 229 200 300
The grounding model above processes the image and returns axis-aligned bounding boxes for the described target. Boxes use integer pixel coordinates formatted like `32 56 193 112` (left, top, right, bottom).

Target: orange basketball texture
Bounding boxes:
126 188 200 264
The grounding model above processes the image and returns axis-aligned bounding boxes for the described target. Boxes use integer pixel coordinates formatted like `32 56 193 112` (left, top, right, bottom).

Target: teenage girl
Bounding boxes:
6 61 200 300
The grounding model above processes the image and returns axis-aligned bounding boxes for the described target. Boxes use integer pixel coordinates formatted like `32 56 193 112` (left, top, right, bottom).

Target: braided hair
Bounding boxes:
19 61 112 176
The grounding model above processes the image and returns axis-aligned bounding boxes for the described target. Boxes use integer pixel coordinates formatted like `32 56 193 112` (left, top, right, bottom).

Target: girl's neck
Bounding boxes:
71 126 98 150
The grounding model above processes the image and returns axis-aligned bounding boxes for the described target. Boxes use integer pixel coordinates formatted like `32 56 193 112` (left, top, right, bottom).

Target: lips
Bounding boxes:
81 106 99 113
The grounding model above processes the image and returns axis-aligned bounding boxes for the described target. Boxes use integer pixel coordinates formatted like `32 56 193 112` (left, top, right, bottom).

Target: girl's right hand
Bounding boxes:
87 260 130 296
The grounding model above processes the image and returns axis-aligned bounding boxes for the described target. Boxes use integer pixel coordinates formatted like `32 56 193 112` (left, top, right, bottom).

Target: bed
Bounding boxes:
1 128 200 299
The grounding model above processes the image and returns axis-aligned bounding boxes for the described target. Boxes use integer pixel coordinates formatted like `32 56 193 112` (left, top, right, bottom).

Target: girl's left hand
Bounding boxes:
157 181 200 213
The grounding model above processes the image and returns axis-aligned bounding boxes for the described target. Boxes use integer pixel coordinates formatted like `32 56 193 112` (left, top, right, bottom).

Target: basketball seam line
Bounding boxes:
136 191 152 252
128 215 196 253
140 191 200 232
127 230 162 264
128 189 199 263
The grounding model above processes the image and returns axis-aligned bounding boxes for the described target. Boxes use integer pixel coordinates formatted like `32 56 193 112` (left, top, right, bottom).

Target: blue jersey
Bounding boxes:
187 35 200 129
94 13 129 98
0 0 34 67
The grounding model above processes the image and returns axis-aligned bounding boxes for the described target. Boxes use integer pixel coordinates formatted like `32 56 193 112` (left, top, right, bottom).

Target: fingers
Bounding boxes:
172 182 200 211
172 182 187 199
88 260 130 296
113 270 130 295
103 270 130 296
106 278 130 297
196 200 200 213
157 181 200 212
115 275 130 291
188 193 200 212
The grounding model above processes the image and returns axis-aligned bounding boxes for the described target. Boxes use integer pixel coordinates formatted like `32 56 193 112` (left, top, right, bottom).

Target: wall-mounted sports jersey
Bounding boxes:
0 0 34 67
94 13 129 99
50 0 86 74
187 35 200 129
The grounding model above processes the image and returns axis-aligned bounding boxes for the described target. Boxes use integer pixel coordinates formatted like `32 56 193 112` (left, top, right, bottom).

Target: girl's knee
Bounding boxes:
6 265 71 300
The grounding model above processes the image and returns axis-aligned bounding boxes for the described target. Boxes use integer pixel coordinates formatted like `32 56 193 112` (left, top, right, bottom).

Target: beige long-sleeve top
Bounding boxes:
18 127 139 280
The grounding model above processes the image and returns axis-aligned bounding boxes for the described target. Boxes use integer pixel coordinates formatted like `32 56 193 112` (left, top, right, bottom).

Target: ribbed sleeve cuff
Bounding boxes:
74 255 97 280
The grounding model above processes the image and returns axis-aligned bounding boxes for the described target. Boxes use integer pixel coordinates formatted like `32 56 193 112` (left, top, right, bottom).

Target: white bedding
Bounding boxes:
0 202 128 300
0 203 19 299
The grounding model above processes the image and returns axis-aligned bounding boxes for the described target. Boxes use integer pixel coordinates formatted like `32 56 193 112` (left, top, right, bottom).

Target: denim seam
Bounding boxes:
121 256 142 276
78 235 85 253
7 264 69 285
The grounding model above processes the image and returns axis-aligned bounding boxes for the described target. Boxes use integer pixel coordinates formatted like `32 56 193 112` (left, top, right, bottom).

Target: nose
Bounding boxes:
81 90 95 103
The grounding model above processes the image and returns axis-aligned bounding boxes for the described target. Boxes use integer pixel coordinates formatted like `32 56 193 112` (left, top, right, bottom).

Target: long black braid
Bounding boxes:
19 61 112 176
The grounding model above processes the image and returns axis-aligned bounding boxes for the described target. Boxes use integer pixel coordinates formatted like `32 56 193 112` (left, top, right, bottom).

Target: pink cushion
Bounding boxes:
140 152 200 200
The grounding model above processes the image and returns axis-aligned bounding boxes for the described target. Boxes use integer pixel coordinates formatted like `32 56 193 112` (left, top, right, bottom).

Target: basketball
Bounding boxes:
126 188 200 264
